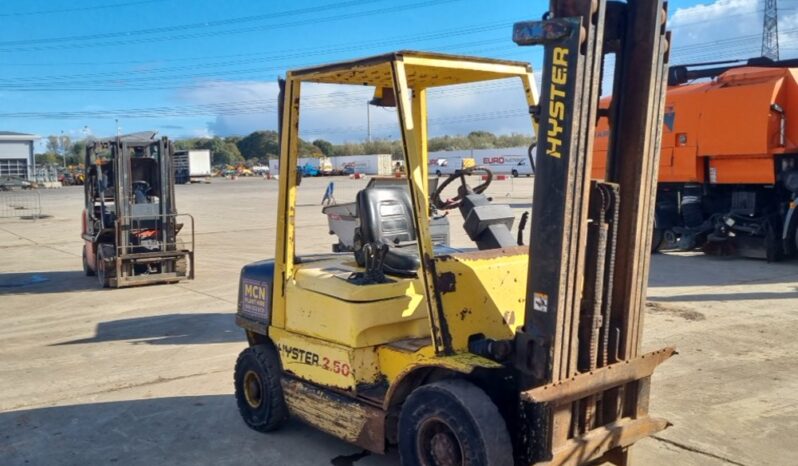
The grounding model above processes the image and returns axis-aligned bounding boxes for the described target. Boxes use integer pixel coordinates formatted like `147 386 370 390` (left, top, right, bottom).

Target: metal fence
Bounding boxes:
0 190 41 219
32 166 59 183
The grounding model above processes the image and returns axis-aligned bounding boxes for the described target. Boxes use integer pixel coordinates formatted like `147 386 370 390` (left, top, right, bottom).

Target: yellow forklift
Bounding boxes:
233 1 673 464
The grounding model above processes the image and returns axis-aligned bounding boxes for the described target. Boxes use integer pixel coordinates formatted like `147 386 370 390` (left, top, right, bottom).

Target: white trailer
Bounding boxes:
174 149 212 183
428 146 535 177
332 154 394 175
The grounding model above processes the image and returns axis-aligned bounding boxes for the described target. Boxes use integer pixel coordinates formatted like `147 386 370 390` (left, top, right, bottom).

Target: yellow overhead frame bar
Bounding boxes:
289 50 536 89
275 51 539 354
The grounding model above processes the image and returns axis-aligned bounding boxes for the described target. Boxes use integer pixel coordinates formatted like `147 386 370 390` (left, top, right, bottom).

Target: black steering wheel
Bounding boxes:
431 166 493 210
132 180 151 193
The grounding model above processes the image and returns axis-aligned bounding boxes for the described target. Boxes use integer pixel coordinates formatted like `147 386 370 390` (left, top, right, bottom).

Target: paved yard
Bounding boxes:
1 177 796 465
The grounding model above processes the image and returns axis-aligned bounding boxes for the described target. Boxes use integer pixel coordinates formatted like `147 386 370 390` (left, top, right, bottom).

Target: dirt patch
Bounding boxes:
646 301 706 321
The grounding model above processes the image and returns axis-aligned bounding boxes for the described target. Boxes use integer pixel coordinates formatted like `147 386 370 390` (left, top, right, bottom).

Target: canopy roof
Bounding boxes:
288 50 533 88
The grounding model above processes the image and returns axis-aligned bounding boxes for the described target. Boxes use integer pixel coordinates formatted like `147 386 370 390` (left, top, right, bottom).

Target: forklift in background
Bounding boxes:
81 132 194 288
232 1 672 464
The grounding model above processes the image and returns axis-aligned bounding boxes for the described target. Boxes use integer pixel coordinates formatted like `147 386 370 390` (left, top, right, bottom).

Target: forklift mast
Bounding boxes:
514 0 672 462
112 136 177 257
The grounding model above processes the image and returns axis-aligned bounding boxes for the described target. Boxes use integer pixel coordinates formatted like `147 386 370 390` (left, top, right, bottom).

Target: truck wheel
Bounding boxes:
234 344 288 433
83 245 95 276
765 219 783 262
794 224 798 257
511 169 519 178
651 228 664 253
398 379 513 466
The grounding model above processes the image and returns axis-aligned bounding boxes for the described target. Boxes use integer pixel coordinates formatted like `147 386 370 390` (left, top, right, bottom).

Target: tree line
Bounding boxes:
35 130 532 167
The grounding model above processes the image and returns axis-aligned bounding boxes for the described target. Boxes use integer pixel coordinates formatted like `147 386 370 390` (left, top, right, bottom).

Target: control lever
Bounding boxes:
348 242 389 285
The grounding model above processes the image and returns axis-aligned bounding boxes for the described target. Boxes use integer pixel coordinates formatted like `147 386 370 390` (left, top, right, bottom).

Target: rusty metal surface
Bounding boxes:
281 377 386 453
521 347 675 405
605 0 671 362
513 2 671 461
533 416 670 466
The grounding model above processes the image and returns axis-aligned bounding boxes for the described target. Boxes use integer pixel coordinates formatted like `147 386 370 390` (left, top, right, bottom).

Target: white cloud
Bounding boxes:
668 0 798 63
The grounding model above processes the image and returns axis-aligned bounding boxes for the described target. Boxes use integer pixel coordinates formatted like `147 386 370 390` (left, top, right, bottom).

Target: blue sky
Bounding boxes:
0 0 789 149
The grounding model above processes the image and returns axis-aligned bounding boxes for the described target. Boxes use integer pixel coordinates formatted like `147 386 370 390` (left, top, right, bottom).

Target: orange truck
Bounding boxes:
594 60 798 260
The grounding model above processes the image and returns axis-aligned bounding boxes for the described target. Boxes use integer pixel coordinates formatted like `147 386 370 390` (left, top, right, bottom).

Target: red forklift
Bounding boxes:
81 132 194 288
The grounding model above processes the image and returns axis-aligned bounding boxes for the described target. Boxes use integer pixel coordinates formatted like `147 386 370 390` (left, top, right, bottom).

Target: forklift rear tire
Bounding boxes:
234 344 288 433
83 246 95 277
398 379 513 466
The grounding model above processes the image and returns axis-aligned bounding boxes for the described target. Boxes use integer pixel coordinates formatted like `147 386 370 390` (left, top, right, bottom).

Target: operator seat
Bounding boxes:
354 186 420 277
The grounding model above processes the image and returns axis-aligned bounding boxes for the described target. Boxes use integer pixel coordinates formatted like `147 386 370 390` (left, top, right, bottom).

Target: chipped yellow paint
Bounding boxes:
281 377 385 452
270 327 353 389
378 343 503 384
282 378 367 441
288 51 533 89
379 343 504 409
435 248 530 351
285 257 430 348
272 78 302 329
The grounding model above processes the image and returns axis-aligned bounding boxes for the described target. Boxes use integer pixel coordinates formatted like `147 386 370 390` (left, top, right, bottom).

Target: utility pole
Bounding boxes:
366 101 371 142
763 0 779 60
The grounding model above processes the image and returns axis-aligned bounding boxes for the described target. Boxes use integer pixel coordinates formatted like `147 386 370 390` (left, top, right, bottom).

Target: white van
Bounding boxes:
430 157 465 176
472 148 534 177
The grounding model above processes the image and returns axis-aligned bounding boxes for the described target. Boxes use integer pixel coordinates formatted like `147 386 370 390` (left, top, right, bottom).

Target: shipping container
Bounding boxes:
332 154 394 175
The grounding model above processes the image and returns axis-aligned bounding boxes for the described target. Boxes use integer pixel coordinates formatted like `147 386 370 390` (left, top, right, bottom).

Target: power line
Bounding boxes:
669 9 763 29
0 0 382 47
3 25 773 91
0 29 779 92
1 20 510 67
0 80 525 119
1 8 763 66
0 23 512 84
0 0 463 53
0 37 523 91
0 0 167 17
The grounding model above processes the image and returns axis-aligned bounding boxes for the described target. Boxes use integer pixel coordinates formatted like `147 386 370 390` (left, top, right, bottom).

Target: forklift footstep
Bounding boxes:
330 450 371 466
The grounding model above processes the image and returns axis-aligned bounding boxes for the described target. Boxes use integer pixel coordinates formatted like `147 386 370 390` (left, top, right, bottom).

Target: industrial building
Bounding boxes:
0 131 37 180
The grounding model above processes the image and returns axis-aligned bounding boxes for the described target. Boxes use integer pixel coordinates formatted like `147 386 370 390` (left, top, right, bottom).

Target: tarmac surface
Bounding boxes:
1 176 796 466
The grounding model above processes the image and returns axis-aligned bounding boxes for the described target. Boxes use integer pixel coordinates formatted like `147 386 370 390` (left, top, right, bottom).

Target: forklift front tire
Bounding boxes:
83 246 95 277
234 344 288 433
398 379 513 466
